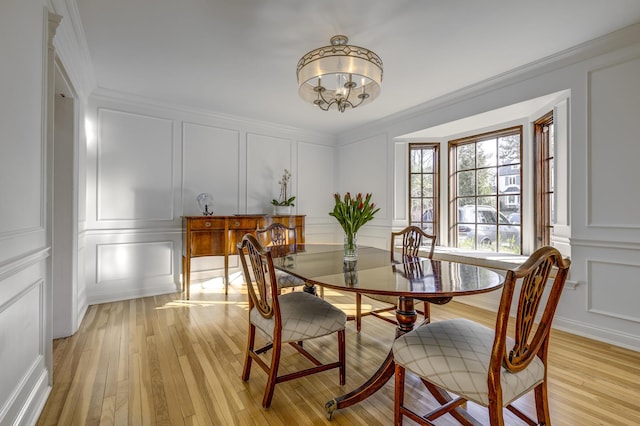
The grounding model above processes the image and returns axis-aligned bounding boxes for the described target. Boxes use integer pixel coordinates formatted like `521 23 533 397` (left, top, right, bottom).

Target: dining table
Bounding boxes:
271 243 504 419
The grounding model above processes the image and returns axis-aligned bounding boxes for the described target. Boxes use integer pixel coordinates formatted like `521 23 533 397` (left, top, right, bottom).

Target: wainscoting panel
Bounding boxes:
587 260 640 322
97 241 173 282
0 262 46 425
297 141 336 221
86 232 180 304
183 122 240 216
96 108 175 221
588 56 640 228
337 133 388 221
246 133 292 214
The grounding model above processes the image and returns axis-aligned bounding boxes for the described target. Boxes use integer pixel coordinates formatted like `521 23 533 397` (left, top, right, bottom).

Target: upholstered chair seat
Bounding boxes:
393 318 545 406
250 291 346 343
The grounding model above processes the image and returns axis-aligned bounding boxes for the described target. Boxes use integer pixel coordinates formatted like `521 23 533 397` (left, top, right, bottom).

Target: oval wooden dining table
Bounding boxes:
271 243 505 419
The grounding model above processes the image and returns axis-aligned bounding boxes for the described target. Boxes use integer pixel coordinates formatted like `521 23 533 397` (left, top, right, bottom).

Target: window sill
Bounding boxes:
427 246 528 272
421 247 577 289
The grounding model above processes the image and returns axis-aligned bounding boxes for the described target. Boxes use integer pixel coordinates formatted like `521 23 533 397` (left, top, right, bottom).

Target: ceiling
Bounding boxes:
75 0 640 136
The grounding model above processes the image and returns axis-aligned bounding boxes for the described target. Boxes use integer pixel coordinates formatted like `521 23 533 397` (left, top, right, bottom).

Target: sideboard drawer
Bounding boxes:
228 218 259 230
188 218 225 230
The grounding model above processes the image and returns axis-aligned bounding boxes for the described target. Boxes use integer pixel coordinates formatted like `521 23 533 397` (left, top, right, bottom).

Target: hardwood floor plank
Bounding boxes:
37 281 640 426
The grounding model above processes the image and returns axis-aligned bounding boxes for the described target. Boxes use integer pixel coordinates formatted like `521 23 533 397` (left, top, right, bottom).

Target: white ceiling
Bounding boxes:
75 0 640 135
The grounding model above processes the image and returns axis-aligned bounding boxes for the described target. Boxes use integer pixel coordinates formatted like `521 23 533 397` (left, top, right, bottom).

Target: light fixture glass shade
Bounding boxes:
296 35 383 112
196 193 215 216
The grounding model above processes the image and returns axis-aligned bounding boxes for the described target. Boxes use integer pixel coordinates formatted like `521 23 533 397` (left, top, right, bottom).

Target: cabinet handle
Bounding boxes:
205 222 211 227
233 221 240 227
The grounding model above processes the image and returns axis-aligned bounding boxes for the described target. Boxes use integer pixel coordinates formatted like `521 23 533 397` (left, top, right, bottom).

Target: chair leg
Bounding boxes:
394 364 405 425
534 381 551 425
356 293 362 333
338 329 346 385
262 336 282 408
487 400 505 426
423 301 431 323
242 324 256 381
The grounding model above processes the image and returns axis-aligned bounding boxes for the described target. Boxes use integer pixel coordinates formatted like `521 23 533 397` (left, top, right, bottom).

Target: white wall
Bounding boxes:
0 1 56 424
336 133 392 249
337 24 640 351
81 92 337 304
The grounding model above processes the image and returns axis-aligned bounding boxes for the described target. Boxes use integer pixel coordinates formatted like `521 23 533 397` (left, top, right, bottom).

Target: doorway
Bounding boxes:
52 60 79 338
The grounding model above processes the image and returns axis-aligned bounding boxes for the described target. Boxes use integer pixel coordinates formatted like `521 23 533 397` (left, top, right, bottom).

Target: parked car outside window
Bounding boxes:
457 205 520 251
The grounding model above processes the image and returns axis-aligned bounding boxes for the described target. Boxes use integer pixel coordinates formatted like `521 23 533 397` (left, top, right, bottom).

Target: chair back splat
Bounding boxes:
256 222 297 251
496 246 570 374
237 234 346 408
392 245 571 426
239 234 278 319
256 222 311 293
390 225 436 262
356 226 438 332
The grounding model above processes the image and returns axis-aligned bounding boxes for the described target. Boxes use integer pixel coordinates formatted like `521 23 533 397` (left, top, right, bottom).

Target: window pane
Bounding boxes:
422 175 433 196
457 199 475 223
498 224 521 253
422 198 434 223
422 149 433 173
457 144 475 170
477 139 497 168
477 197 496 210
499 195 520 216
498 135 520 165
410 150 422 173
410 174 422 197
498 164 520 192
477 168 496 195
457 170 475 196
410 198 422 221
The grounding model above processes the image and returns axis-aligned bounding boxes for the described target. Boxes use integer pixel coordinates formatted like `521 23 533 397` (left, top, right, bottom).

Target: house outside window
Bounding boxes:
449 126 522 254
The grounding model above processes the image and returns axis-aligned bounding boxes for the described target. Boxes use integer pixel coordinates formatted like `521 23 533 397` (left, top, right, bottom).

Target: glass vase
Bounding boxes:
343 233 358 261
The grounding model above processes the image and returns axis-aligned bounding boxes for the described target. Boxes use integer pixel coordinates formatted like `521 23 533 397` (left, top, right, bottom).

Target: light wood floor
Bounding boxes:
37 277 640 425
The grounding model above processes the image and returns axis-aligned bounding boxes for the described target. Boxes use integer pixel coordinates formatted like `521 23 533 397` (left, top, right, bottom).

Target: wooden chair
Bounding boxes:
392 245 571 425
255 223 311 294
237 234 346 408
354 226 436 332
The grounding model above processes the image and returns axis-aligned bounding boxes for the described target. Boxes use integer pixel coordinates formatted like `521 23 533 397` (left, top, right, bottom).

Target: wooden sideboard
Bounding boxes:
182 215 305 298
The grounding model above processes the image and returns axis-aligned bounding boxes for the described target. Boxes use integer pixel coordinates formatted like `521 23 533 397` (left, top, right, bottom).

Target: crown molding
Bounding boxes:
89 87 336 144
48 0 97 101
339 22 640 143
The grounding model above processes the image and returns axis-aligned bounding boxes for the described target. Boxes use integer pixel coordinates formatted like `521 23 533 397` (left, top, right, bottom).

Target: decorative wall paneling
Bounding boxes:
83 93 336 304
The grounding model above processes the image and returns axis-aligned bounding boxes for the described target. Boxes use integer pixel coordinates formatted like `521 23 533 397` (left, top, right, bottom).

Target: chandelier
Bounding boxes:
296 35 383 113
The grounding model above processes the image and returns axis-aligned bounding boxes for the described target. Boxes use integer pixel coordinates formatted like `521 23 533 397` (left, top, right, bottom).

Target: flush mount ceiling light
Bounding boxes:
296 35 383 113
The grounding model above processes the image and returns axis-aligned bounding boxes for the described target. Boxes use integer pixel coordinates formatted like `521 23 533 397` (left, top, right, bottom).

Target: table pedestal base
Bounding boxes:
325 296 418 419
